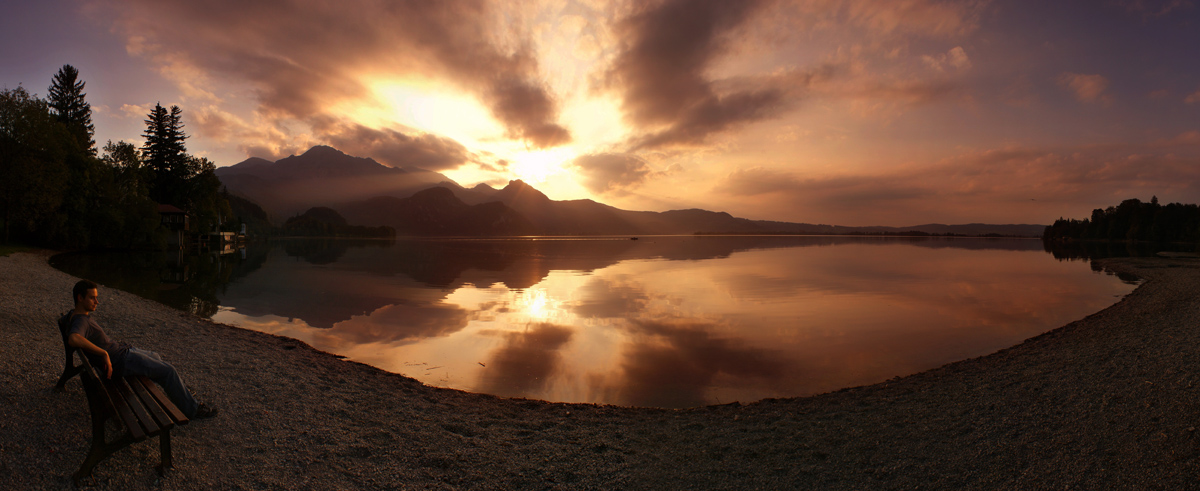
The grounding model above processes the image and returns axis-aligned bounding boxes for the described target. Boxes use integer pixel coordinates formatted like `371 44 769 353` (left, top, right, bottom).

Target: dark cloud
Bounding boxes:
628 89 787 150
313 118 471 171
1114 0 1194 17
101 0 570 150
603 0 784 149
487 77 571 147
475 323 575 398
718 139 1200 225
571 153 653 194
617 318 789 408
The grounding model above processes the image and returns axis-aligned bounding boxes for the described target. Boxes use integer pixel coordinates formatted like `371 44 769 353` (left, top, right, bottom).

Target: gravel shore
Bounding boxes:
3 250 1199 489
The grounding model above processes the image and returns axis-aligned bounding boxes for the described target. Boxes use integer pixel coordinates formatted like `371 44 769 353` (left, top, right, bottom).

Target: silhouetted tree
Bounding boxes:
140 103 231 234
3 66 233 249
184 154 232 234
102 140 150 198
1044 197 1200 245
142 103 190 206
47 65 95 154
98 140 163 248
0 86 72 243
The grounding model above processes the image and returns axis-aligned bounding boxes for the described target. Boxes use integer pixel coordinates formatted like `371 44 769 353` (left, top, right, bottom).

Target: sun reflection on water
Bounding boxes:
196 238 1136 408
519 288 551 320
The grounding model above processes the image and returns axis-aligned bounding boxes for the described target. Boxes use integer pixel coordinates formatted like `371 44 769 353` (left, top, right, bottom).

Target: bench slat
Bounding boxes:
100 376 146 442
79 354 147 441
112 377 161 436
137 377 190 426
130 376 175 431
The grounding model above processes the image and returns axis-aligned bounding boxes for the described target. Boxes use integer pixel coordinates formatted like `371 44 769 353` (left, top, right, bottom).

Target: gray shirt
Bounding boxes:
67 313 131 377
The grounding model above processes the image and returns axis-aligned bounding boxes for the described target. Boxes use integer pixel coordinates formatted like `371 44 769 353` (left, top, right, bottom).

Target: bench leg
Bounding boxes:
55 365 83 391
72 420 135 486
157 428 173 474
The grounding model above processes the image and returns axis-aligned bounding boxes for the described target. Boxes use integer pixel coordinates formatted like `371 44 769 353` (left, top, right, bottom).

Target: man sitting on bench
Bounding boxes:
65 279 218 419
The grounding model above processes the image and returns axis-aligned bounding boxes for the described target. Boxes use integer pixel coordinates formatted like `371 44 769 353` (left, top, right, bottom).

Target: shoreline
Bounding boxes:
4 251 1200 489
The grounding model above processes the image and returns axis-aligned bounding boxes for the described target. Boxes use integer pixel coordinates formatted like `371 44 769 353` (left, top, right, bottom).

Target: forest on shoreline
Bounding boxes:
1043 197 1200 246
1 65 231 250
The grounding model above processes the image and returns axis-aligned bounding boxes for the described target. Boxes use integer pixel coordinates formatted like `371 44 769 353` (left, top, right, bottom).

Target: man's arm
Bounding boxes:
67 333 112 379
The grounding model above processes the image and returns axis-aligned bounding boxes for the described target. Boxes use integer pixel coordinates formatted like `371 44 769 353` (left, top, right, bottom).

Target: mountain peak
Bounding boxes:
216 144 459 218
495 179 551 205
471 183 498 194
301 145 346 158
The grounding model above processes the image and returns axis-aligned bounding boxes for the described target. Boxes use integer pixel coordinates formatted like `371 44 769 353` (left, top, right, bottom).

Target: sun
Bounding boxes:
510 147 575 184
359 79 501 145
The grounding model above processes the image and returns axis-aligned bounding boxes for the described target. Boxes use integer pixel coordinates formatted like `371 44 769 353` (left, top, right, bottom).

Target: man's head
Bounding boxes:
73 279 99 313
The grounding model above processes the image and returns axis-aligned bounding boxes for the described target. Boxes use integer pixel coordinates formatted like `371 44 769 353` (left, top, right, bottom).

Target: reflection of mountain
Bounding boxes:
218 145 1045 236
52 237 1050 336
54 236 1134 408
281 237 392 265
263 235 1048 295
220 244 467 330
221 237 1045 332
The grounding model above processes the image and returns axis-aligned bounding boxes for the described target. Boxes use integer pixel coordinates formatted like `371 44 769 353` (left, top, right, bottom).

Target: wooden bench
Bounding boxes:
56 314 190 486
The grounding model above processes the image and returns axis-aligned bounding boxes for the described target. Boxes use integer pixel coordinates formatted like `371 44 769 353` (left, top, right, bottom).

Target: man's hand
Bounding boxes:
67 333 113 379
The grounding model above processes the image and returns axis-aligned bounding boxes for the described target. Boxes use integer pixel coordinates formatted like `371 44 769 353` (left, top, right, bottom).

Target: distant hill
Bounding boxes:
340 187 538 236
226 193 272 237
482 180 764 235
218 145 1046 237
282 207 394 238
216 145 460 219
748 220 1046 237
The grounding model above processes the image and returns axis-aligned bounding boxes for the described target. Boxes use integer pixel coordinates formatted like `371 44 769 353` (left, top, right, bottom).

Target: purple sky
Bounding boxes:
3 0 1199 226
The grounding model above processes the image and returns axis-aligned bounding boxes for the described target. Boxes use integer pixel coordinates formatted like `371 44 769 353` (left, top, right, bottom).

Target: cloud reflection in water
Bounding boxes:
615 318 791 408
476 323 575 398
201 237 1135 408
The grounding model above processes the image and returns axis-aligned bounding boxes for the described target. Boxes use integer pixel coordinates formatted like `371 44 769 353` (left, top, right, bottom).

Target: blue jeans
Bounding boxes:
123 348 200 418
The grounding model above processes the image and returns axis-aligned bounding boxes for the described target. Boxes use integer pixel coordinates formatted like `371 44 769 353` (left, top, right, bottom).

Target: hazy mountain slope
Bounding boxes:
618 208 764 235
489 180 640 235
752 220 1045 237
218 146 1045 237
339 187 538 236
217 145 459 219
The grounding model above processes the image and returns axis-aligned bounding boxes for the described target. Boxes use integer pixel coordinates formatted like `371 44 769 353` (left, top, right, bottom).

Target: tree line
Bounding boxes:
1043 196 1200 244
0 65 230 249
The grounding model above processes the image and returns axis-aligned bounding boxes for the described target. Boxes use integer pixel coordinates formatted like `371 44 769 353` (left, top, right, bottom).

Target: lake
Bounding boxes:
51 236 1138 408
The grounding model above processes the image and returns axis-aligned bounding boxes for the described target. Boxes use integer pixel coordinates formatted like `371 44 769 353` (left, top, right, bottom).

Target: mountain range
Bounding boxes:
216 146 1047 237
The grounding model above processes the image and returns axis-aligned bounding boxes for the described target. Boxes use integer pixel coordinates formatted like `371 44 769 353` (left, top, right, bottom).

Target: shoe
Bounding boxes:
194 403 218 419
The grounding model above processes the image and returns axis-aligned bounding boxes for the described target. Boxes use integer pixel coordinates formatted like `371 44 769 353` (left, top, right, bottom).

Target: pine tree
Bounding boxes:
142 103 189 205
47 65 95 154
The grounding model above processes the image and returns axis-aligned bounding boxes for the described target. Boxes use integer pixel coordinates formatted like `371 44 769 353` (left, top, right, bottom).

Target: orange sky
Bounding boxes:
3 0 1200 226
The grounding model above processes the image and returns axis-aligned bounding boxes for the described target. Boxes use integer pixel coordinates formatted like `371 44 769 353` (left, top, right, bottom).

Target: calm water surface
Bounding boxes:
51 236 1137 408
